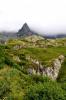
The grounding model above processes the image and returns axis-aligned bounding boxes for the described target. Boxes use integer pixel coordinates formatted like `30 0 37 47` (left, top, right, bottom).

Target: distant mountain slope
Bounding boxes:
17 23 66 38
17 23 38 37
42 34 66 39
0 32 17 40
0 23 66 40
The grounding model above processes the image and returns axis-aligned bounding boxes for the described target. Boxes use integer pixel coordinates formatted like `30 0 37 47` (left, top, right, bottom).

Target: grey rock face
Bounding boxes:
17 23 37 37
27 68 33 74
27 55 65 80
20 23 30 33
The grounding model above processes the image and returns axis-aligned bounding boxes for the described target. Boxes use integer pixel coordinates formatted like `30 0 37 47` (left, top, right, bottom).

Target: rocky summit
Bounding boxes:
17 23 37 37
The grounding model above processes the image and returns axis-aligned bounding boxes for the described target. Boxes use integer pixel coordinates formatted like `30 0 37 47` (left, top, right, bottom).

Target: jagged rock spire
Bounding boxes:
17 23 37 37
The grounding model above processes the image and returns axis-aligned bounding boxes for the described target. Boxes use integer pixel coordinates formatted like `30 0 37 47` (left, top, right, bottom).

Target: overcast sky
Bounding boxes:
0 0 66 34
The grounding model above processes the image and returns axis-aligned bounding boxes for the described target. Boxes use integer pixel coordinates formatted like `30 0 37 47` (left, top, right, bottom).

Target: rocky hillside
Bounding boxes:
0 23 66 99
0 36 66 99
6 36 66 48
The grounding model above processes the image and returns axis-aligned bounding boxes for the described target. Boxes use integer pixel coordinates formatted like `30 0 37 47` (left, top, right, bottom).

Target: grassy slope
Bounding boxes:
14 46 66 66
57 58 66 82
0 37 66 99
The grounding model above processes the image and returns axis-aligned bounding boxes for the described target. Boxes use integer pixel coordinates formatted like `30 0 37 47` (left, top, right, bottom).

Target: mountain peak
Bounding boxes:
23 23 28 27
17 23 37 37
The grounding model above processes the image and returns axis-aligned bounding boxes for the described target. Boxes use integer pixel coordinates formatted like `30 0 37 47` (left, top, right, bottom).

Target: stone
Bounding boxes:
28 68 33 74
32 68 36 75
37 70 41 75
58 55 65 63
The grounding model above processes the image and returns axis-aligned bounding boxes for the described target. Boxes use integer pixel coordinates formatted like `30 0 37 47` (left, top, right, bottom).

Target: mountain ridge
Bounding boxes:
0 23 66 40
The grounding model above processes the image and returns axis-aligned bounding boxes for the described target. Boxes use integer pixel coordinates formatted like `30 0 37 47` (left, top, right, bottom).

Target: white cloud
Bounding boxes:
0 0 66 33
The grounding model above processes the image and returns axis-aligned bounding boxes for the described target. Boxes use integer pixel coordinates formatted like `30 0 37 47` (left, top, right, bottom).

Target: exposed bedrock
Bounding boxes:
27 55 65 80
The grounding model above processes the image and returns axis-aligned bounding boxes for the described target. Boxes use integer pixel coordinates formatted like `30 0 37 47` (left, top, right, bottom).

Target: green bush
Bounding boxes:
31 75 51 83
24 82 65 100
0 79 10 99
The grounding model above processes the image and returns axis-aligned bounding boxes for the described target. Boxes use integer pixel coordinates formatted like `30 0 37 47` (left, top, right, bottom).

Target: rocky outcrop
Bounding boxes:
17 23 37 37
27 55 65 80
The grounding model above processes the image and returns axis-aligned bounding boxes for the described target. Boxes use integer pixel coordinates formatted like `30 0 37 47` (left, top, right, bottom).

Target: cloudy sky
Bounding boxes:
0 0 66 34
